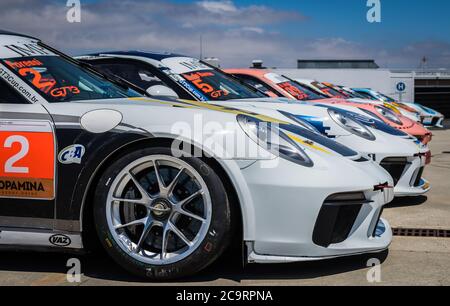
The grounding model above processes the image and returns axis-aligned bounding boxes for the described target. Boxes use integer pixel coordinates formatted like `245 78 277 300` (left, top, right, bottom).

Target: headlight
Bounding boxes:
278 110 321 134
328 109 376 141
375 106 403 125
237 115 313 167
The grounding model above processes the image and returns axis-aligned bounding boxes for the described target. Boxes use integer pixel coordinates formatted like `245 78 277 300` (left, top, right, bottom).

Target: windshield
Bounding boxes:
2 55 140 102
312 81 347 98
379 93 396 102
341 88 367 99
354 90 377 100
264 73 326 101
159 57 264 101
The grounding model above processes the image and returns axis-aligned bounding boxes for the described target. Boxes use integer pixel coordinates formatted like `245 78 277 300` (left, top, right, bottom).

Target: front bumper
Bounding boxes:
377 154 430 197
422 116 445 128
239 158 393 263
248 218 391 263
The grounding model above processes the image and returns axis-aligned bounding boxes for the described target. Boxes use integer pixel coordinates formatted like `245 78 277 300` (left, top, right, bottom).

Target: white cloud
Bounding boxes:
241 27 265 34
196 1 237 14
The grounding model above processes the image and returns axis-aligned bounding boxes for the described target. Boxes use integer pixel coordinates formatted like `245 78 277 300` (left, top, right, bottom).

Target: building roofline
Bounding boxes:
297 59 377 62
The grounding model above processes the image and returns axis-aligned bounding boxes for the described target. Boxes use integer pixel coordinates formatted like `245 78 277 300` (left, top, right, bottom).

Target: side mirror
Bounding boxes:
146 85 179 99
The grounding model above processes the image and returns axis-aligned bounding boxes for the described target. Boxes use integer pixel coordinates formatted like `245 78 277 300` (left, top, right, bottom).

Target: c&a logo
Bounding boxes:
58 144 85 165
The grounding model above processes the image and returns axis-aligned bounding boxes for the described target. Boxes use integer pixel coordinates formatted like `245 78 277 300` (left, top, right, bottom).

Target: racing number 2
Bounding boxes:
0 121 55 200
3 135 29 174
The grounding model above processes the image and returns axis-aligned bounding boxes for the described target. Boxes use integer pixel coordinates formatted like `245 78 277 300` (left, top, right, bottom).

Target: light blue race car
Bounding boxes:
353 88 445 128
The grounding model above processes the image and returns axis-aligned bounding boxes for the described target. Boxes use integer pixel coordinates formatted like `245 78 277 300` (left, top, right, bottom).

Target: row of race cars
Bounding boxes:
0 30 444 280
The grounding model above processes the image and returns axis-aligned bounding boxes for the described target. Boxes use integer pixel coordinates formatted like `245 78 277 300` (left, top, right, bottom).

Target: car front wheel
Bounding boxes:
93 147 232 280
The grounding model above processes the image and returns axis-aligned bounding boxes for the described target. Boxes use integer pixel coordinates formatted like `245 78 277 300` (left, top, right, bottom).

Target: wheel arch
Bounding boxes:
79 137 248 253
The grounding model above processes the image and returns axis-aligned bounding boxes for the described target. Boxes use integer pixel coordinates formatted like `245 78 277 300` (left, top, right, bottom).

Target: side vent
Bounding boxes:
313 192 372 248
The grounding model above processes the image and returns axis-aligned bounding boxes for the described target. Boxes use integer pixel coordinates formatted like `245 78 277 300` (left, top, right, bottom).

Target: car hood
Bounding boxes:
213 99 427 155
67 97 363 160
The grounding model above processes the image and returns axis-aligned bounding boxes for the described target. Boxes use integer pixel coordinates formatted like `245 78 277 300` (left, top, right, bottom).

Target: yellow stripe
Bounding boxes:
177 99 290 124
129 97 290 124
287 133 331 154
383 103 401 114
128 97 332 154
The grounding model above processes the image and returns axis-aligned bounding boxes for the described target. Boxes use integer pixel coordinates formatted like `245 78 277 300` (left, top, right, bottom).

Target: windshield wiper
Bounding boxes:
77 61 130 90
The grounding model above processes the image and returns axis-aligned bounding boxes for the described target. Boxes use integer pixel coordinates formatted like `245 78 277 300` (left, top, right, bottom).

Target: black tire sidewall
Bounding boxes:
93 147 232 280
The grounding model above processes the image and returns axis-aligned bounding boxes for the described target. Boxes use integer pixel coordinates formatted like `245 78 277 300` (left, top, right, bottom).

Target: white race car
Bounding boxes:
402 102 445 128
0 30 394 280
350 88 422 123
79 52 431 197
353 88 445 128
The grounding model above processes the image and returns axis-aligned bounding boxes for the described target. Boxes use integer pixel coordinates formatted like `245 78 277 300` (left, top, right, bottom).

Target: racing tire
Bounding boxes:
93 147 232 280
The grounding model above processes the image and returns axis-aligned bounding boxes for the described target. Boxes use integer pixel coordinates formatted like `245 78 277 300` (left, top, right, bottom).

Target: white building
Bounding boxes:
270 60 450 117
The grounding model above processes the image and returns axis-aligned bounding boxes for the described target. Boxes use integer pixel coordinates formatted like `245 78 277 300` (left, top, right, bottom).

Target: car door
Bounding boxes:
0 79 57 230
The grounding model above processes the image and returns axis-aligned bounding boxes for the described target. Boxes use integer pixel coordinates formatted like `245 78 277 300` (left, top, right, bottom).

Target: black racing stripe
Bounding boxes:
0 112 81 125
51 114 81 123
0 112 50 121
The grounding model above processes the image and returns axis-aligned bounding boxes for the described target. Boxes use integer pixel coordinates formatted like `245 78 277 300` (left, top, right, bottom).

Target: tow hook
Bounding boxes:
423 151 432 165
374 182 394 192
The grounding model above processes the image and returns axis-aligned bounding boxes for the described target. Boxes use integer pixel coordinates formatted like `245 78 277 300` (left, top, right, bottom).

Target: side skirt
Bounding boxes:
0 228 83 251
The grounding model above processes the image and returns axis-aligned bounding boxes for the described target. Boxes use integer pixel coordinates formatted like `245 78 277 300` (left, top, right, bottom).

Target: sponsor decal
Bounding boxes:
181 71 229 99
0 178 53 199
3 57 82 100
58 144 85 165
160 57 212 74
0 121 55 199
1 43 54 59
264 73 288 84
178 78 209 101
49 234 72 247
0 63 41 103
50 86 80 98
4 58 43 69
17 67 57 94
278 81 309 100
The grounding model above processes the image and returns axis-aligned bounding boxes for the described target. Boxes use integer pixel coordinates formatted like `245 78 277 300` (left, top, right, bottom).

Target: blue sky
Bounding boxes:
2 0 450 68
167 0 450 41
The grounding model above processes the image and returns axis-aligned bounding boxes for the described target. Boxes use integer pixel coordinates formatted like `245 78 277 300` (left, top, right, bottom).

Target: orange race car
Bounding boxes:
225 68 432 144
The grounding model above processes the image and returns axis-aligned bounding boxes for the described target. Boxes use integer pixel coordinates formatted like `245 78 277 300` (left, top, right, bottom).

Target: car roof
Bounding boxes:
86 50 188 61
295 79 316 84
0 29 38 40
224 68 272 78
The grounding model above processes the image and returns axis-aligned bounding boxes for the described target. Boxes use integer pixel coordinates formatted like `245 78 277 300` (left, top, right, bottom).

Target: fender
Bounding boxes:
55 129 151 231
69 132 256 244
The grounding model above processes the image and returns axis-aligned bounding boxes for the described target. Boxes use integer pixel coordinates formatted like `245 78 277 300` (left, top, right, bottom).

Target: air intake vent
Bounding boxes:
413 167 425 187
380 157 409 186
313 192 372 248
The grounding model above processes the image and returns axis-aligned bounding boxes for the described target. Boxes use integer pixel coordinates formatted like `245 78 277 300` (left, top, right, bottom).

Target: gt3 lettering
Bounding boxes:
50 86 80 98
